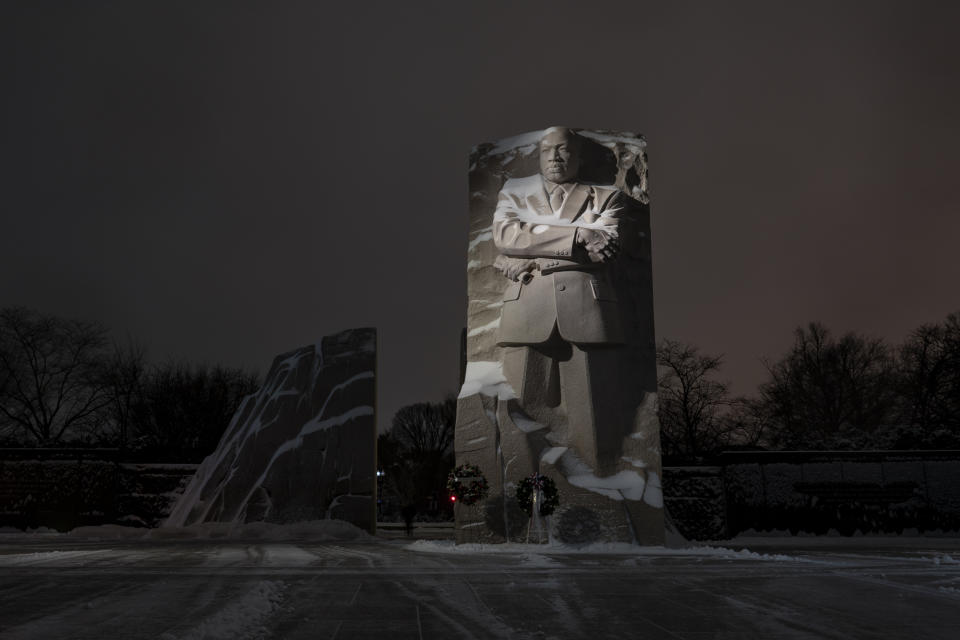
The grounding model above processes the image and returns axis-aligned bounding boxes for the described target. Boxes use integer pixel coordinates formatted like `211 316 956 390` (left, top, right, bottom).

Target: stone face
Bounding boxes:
165 328 377 533
455 128 663 544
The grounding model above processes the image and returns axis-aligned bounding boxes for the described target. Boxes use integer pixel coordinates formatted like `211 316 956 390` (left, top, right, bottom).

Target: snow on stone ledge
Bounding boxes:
568 470 647 501
556 447 663 507
511 411 547 433
459 361 517 400
643 471 664 508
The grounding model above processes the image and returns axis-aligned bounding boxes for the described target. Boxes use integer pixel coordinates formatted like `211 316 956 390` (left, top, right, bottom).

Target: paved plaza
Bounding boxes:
1 531 959 639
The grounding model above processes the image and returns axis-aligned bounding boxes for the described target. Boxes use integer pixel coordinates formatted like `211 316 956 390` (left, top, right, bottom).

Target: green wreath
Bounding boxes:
516 473 559 517
447 463 489 506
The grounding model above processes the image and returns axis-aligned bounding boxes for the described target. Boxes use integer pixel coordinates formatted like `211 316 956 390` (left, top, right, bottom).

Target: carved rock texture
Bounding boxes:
165 328 376 532
456 129 663 544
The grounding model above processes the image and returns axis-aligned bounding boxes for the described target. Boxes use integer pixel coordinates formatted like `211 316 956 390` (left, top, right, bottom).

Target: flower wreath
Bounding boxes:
446 463 489 506
515 473 560 517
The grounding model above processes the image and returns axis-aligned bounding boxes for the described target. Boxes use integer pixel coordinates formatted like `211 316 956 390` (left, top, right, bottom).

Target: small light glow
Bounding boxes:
450 495 456 502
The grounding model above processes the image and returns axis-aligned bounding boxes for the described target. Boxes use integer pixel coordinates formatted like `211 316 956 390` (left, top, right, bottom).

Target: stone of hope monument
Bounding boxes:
454 127 663 545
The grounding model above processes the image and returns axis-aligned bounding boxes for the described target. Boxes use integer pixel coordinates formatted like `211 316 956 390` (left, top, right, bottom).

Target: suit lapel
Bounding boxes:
558 184 590 222
531 183 553 217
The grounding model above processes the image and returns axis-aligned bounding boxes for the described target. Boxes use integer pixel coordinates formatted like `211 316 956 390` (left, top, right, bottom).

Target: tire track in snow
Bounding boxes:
160 580 287 640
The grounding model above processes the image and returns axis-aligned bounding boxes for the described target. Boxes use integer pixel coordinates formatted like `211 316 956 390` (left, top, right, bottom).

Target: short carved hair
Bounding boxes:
541 126 582 147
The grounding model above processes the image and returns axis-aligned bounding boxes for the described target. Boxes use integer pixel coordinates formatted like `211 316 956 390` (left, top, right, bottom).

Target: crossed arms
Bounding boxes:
491 185 622 275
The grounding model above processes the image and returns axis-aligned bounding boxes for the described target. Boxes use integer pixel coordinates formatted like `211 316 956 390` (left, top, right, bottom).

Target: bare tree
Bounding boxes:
724 396 774 450
759 323 896 448
383 395 457 512
102 338 148 450
891 312 960 446
390 395 456 457
0 307 112 445
656 339 733 459
130 361 260 460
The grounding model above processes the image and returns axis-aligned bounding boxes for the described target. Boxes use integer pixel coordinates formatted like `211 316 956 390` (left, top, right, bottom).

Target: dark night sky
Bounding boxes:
2 1 959 433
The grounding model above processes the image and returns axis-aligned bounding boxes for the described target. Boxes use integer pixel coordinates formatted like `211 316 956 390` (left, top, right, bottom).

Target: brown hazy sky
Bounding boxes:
2 1 959 432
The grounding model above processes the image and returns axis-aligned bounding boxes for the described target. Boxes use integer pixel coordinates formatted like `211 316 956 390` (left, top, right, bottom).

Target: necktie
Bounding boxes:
550 186 565 214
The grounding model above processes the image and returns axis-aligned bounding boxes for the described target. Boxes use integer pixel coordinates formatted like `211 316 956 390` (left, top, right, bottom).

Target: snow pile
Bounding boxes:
0 526 60 536
404 539 805 561
717 548 804 562
0 519 373 542
567 469 647 501
554 447 663 507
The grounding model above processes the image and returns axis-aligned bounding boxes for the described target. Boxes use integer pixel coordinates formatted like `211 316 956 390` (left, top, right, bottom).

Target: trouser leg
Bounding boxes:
559 343 624 473
501 329 571 441
503 330 625 472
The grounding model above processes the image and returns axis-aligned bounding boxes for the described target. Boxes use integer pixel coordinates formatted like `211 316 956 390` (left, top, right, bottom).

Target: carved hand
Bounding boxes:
576 228 620 263
494 255 538 282
507 260 535 281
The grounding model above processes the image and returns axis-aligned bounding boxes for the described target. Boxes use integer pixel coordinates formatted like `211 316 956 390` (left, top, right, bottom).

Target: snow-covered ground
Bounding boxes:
1 524 959 639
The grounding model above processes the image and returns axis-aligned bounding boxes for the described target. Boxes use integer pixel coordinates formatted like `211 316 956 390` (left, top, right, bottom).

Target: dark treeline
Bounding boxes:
6 306 957 470
659 312 960 462
377 396 456 521
0 307 260 461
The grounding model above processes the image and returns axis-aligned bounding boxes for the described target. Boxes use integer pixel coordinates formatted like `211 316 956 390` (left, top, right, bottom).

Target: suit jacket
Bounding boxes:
492 174 625 346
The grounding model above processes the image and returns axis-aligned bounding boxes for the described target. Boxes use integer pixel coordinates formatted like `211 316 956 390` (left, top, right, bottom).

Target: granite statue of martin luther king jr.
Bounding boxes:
492 126 638 472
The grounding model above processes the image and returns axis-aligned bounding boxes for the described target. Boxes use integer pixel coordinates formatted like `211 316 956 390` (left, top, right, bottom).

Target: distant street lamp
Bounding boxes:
376 469 385 519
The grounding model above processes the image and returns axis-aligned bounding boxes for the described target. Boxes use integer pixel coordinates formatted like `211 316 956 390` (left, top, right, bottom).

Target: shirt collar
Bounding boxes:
542 177 574 195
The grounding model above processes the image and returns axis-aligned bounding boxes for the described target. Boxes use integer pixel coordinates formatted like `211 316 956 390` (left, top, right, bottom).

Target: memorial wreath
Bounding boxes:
516 473 559 517
446 463 489 505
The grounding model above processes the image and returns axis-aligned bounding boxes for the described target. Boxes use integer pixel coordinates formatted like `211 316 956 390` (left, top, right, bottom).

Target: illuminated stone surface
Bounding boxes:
455 128 663 544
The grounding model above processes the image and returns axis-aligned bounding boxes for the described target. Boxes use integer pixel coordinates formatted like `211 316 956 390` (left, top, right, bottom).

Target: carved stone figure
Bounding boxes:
455 127 663 545
494 127 631 471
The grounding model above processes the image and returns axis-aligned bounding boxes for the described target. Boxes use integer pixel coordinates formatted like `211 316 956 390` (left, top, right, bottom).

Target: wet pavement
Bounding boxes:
1 534 959 639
